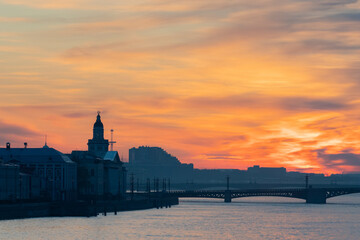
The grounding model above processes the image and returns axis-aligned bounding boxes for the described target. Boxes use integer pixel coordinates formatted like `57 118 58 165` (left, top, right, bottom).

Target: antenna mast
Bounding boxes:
110 129 116 151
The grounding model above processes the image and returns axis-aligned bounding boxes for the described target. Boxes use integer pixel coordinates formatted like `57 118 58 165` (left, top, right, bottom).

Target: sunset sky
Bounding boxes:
1 0 360 173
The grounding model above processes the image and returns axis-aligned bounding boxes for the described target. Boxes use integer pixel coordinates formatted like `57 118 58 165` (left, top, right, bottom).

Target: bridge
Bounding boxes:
167 187 360 204
130 177 360 204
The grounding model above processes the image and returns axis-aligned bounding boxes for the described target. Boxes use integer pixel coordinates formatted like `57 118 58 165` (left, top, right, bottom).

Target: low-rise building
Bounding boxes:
70 150 126 200
0 163 19 201
69 112 127 200
0 143 77 201
69 151 104 199
247 165 286 181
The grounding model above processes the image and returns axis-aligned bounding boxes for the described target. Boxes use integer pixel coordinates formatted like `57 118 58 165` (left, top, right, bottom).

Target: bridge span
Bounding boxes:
167 187 360 204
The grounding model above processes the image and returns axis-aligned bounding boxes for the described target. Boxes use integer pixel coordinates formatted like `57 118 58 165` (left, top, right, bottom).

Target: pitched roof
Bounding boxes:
103 151 121 162
0 147 75 164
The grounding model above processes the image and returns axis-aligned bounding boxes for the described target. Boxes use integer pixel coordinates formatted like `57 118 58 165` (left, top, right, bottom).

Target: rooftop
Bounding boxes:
0 147 75 164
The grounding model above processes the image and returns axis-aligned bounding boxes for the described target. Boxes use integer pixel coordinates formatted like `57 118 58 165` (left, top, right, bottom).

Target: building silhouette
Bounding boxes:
87 112 109 158
126 146 194 183
70 112 126 200
0 143 77 201
0 163 22 201
247 165 286 181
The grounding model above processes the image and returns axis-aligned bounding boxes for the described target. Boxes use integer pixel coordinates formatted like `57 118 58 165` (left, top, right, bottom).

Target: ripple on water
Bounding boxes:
1 194 360 240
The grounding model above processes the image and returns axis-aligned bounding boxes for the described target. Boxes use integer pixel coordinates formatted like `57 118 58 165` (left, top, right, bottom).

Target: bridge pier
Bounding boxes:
306 188 326 204
224 190 231 203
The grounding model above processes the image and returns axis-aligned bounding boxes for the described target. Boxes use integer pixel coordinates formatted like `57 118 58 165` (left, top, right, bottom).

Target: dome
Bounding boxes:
94 112 104 128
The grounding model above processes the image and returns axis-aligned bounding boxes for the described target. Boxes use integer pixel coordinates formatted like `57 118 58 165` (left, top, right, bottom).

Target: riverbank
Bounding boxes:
0 196 179 220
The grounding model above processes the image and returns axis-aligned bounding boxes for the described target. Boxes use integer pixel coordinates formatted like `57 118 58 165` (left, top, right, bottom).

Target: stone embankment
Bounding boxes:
0 196 179 220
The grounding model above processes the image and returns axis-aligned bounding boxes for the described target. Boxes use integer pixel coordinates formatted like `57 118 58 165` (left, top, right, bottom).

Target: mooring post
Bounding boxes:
147 178 150 192
163 178 166 192
130 173 134 201
168 178 170 192
136 178 139 192
156 178 159 192
227 175 230 191
153 177 156 193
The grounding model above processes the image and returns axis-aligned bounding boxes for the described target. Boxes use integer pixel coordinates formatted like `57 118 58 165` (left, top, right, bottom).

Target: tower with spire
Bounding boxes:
87 111 109 157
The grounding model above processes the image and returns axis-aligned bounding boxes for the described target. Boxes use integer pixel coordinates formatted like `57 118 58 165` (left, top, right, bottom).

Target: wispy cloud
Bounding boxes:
1 0 360 172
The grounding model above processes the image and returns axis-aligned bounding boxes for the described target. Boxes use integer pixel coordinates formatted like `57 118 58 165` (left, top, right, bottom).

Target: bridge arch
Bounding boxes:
326 190 360 199
230 192 306 200
169 187 360 204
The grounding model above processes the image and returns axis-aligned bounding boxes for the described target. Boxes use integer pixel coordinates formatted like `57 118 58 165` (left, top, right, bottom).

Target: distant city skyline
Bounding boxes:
1 1 360 174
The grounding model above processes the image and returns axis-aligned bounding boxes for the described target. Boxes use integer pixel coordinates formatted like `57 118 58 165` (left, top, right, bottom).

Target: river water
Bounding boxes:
1 195 360 240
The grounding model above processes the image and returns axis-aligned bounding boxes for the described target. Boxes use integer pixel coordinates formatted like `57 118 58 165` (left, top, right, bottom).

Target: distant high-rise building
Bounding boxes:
87 112 109 158
127 146 194 183
129 146 182 166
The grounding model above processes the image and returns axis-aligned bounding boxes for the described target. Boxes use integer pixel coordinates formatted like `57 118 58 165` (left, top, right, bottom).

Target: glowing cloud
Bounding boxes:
0 0 360 173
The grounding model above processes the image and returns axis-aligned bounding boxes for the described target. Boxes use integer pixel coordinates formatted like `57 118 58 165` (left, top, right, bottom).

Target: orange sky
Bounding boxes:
1 0 360 174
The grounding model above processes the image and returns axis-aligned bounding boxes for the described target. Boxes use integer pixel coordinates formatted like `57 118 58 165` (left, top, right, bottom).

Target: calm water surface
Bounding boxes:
1 195 360 240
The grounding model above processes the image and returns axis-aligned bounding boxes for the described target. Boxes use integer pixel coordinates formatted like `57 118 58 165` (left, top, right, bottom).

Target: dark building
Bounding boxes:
0 163 20 201
247 165 286 181
127 146 194 183
192 169 248 184
0 143 77 201
70 112 127 200
69 151 105 199
87 112 109 158
70 150 126 200
129 146 182 166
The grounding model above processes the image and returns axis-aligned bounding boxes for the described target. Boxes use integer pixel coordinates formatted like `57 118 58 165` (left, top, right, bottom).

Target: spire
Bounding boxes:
94 111 104 128
43 135 49 148
88 111 109 156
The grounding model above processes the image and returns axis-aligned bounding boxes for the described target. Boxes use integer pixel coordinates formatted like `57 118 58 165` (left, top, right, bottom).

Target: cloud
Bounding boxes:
0 120 40 136
185 94 348 112
0 17 31 23
0 120 41 147
281 97 348 111
283 39 360 55
317 0 357 7
0 0 119 9
62 112 94 119
316 148 360 167
1 0 360 172
328 12 360 22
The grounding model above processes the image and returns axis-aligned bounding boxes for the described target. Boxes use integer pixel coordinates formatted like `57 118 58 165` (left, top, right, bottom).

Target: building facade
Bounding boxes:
0 163 19 201
71 113 127 200
0 143 77 201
